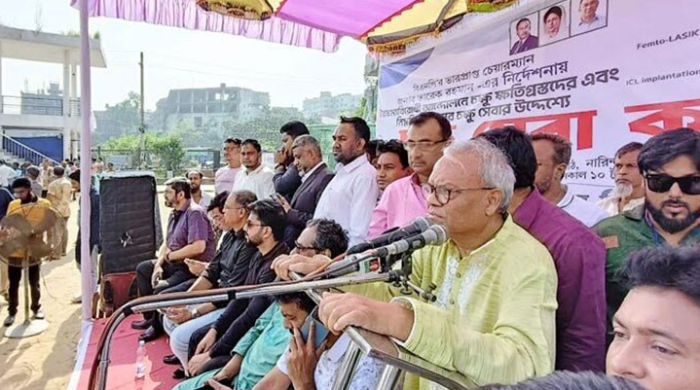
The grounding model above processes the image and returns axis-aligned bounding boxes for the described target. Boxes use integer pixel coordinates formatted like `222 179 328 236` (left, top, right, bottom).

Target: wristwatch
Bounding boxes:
190 308 200 319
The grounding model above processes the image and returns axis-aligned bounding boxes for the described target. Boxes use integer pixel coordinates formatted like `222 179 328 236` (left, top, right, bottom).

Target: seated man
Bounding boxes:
163 190 259 368
174 218 348 390
607 245 700 390
133 178 217 341
274 139 559 389
186 199 289 377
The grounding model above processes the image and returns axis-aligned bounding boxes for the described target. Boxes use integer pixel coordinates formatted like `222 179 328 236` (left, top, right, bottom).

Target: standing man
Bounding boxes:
313 117 379 246
368 112 450 238
215 138 242 196
47 166 73 258
0 183 13 302
273 121 309 201
0 159 17 188
132 178 216 342
480 127 607 372
532 133 608 227
188 169 213 208
374 140 412 193
232 139 275 200
68 170 100 304
25 166 44 201
3 178 53 326
595 128 700 338
274 135 333 247
275 139 559 389
41 159 54 197
597 142 645 216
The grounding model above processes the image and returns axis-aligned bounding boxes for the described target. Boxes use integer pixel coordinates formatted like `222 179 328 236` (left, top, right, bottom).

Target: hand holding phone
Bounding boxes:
300 307 329 349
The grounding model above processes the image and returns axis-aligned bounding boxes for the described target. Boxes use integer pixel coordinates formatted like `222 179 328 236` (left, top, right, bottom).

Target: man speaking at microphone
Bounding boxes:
272 139 559 389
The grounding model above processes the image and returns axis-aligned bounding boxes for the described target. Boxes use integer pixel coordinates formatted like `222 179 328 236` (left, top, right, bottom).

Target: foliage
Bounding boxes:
150 135 186 172
94 92 142 145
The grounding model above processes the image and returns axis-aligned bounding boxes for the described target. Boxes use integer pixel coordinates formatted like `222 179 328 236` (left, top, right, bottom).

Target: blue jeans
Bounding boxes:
163 307 225 367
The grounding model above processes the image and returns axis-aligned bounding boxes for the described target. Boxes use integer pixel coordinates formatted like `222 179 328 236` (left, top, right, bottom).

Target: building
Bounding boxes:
0 26 106 162
151 83 270 131
302 91 362 119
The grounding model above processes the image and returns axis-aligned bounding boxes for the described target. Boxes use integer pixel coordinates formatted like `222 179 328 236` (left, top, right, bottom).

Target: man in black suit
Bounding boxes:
273 121 310 201
274 135 334 247
510 17 539 55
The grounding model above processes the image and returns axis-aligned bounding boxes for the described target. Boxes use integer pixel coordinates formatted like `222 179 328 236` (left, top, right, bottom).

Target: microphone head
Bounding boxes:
424 225 449 246
412 217 433 232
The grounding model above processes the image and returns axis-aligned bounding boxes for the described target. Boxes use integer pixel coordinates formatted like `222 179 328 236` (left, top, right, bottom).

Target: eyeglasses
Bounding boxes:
245 220 265 229
645 173 700 195
421 183 495 206
403 139 448 151
294 241 321 252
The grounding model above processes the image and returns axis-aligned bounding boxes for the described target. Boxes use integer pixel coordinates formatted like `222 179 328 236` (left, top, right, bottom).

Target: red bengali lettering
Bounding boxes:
625 98 700 136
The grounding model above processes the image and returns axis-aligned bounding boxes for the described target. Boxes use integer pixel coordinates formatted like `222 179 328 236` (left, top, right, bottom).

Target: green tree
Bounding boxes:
94 92 142 145
151 135 185 172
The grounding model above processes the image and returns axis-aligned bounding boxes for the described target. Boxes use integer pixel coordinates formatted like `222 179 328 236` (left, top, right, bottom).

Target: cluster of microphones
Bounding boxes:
325 218 448 277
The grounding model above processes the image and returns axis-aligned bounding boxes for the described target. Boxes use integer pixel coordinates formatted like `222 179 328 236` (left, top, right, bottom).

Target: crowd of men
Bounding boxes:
120 111 700 390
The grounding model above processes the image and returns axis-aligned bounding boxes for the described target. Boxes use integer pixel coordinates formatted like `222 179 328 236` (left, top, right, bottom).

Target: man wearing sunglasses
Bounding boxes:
595 128 700 344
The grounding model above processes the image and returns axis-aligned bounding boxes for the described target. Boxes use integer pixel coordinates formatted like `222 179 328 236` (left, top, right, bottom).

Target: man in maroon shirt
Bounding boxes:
479 127 607 372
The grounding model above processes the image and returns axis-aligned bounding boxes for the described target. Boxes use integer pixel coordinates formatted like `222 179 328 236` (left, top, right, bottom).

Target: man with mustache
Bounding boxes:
597 142 645 216
594 128 700 344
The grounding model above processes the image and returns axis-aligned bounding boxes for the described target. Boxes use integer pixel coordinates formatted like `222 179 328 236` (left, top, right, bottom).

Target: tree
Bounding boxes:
94 92 142 145
151 135 185 172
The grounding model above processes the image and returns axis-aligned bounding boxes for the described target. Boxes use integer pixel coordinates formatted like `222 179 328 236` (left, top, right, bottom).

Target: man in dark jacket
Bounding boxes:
275 135 333 247
273 121 310 201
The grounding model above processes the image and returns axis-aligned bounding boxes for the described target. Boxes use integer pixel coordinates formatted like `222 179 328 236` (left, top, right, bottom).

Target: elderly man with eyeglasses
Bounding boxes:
273 138 559 389
595 128 700 345
368 112 452 238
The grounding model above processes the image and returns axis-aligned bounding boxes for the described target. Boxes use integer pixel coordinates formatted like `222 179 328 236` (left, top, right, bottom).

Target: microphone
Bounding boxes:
346 217 433 255
372 225 448 258
326 225 448 277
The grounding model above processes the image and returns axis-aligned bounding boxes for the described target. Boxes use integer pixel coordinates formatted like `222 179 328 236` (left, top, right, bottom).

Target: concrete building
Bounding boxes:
151 83 270 131
302 91 362 119
0 26 106 162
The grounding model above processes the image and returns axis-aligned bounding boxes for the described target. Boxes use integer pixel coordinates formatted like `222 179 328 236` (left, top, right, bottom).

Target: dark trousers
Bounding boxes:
8 264 41 316
187 324 232 374
135 259 194 322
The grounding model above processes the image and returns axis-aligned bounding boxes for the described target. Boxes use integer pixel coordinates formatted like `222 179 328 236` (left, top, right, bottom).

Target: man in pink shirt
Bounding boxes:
375 140 412 192
368 112 452 238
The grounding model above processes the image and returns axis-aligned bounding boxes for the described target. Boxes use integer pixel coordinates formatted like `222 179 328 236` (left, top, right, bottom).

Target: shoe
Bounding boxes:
33 309 45 320
139 326 163 342
163 354 180 365
3 314 15 327
172 368 186 380
131 319 152 330
71 294 82 304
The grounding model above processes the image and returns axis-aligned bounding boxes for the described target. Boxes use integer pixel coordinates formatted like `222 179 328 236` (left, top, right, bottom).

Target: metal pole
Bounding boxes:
79 0 94 320
138 51 145 167
376 365 402 390
331 341 363 390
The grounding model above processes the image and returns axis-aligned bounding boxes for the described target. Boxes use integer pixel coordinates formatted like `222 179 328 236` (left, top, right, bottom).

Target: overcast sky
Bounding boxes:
0 0 368 111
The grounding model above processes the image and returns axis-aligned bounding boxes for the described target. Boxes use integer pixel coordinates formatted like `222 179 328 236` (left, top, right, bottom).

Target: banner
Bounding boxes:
377 0 700 200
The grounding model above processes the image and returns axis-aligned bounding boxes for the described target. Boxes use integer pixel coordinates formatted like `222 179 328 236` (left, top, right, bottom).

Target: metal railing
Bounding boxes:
0 95 80 117
0 133 61 166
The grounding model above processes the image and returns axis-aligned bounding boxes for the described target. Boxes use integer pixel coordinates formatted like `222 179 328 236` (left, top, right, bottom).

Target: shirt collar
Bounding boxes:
579 15 600 25
261 241 289 263
557 185 575 208
336 155 369 174
513 188 544 230
245 165 265 176
301 162 325 183
324 333 352 362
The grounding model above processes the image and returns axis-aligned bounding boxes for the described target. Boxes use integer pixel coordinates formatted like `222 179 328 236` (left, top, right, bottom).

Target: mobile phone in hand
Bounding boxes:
300 307 329 349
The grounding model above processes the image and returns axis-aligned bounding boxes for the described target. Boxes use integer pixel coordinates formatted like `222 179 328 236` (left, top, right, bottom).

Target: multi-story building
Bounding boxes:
302 91 362 119
150 83 270 131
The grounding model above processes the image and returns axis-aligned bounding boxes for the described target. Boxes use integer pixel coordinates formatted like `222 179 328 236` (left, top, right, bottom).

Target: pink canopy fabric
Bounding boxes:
70 0 342 52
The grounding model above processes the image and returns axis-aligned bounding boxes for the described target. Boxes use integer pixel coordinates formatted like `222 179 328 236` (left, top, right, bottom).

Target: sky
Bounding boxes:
0 0 368 111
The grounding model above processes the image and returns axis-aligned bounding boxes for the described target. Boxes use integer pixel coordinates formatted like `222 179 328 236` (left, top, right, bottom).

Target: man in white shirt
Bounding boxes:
0 160 17 187
232 139 275 200
597 142 645 216
188 169 213 208
572 0 606 35
215 138 242 195
313 117 379 246
532 133 608 227
47 166 73 257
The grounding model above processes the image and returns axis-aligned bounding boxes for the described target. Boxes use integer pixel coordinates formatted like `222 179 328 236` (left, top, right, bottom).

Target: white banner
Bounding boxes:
377 0 700 200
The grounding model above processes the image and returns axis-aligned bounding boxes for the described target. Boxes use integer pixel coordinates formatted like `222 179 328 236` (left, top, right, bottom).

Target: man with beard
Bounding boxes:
313 117 378 246
133 178 216 341
187 169 213 208
3 178 52 326
186 199 289 377
232 139 275 200
595 128 700 344
68 169 100 304
597 142 645 216
532 133 608 227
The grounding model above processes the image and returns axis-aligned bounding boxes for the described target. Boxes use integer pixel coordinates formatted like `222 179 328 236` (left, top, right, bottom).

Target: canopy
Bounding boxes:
71 0 517 53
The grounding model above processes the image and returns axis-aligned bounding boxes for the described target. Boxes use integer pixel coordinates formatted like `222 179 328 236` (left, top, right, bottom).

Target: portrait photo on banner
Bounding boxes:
509 12 540 56
571 0 608 36
539 1 571 46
